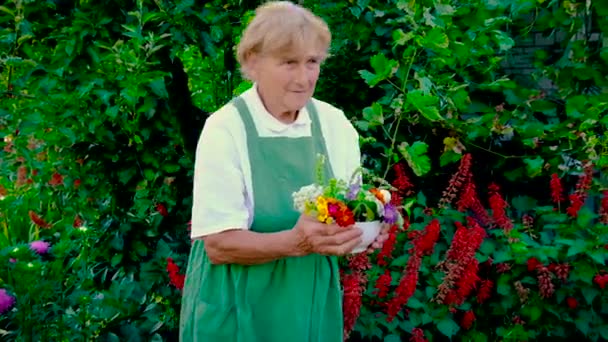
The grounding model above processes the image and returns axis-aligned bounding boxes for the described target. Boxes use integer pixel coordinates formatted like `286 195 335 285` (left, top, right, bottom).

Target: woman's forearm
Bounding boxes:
201 229 306 265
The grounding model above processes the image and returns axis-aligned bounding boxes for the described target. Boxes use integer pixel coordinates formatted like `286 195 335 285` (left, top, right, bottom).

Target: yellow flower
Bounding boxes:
316 196 329 223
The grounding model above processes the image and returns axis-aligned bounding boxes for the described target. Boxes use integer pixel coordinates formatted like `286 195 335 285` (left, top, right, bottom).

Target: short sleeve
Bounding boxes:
190 114 249 238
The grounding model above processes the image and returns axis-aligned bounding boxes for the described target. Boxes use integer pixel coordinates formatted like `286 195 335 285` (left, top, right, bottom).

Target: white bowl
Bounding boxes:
351 220 382 253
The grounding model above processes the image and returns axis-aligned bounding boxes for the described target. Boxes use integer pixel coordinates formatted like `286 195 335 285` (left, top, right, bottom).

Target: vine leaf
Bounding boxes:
398 141 431 176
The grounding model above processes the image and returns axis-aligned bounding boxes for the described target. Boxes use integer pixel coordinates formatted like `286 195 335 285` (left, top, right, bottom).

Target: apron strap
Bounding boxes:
232 96 258 146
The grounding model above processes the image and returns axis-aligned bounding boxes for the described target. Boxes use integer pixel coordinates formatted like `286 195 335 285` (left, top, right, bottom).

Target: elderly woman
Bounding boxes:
179 1 388 341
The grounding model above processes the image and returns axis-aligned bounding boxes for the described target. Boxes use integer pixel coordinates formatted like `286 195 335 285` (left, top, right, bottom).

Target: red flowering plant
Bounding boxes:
343 152 608 342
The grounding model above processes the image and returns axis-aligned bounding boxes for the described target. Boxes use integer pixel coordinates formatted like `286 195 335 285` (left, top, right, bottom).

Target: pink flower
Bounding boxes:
29 240 50 255
0 289 15 314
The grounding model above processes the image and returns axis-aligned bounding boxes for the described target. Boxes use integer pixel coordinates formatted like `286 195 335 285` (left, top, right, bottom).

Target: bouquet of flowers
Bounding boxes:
292 155 402 252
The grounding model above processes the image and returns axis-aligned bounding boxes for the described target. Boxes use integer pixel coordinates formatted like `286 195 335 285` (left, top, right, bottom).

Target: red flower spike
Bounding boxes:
456 181 492 227
476 279 493 304
377 225 398 266
537 266 555 299
166 257 185 290
374 270 392 299
488 183 513 233
410 328 428 342
392 163 414 195
439 154 473 209
342 272 364 340
554 263 571 282
460 310 476 330
550 173 564 204
435 218 486 305
599 191 608 224
566 165 594 217
386 218 442 320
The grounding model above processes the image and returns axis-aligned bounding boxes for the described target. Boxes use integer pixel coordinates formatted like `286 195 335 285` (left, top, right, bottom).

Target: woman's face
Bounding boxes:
246 47 324 118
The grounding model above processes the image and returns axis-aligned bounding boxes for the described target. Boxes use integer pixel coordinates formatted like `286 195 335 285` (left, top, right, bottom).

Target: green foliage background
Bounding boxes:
0 0 607 340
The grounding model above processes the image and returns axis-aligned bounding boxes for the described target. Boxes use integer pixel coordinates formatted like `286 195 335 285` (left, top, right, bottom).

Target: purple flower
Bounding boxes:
383 203 399 224
29 240 50 255
0 289 15 314
346 183 360 200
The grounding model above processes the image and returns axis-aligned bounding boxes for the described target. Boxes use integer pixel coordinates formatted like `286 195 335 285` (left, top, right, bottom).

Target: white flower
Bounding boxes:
292 184 323 212
380 189 391 204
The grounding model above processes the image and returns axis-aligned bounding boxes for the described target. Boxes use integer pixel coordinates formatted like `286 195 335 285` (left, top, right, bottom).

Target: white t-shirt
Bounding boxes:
190 85 361 238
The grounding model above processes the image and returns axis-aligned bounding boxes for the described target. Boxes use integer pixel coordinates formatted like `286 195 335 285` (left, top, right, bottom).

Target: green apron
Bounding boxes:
179 96 343 342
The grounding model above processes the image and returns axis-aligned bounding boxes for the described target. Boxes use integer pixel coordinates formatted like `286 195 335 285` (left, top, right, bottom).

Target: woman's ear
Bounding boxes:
242 52 259 81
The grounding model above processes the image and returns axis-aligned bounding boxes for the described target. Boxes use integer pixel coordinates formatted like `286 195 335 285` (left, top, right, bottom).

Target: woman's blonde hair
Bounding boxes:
236 1 331 77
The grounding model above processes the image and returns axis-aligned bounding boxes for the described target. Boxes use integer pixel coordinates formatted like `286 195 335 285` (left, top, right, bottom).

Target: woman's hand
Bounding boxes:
366 223 391 253
291 214 362 256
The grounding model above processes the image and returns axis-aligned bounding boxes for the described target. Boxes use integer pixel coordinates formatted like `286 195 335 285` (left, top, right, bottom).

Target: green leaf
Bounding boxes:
571 262 595 284
384 335 401 342
359 70 379 87
480 239 496 255
600 324 608 340
588 249 606 265
435 4 455 16
566 95 587 119
493 30 515 51
358 53 398 87
118 168 137 185
440 151 461 167
493 249 512 263
406 90 443 121
149 78 168 98
437 317 460 337
567 239 587 257
111 253 122 267
144 169 156 181
422 27 449 50
601 47 608 63
163 164 181 173
362 102 384 127
393 29 414 45
511 196 538 213
407 296 424 309
0 6 15 16
497 276 511 296
575 311 592 336
523 157 544 178
398 141 431 176
529 306 542 322
576 207 594 228
582 288 599 305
